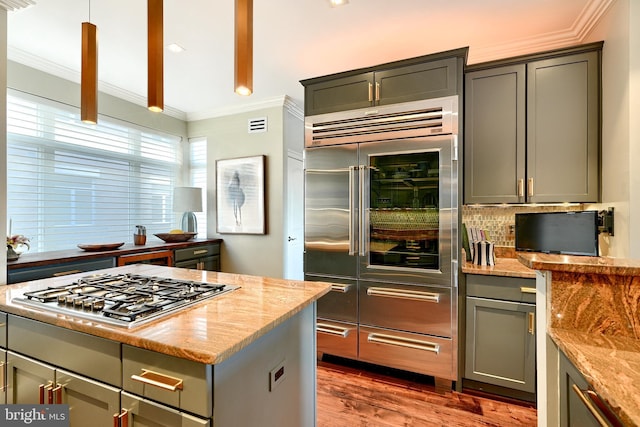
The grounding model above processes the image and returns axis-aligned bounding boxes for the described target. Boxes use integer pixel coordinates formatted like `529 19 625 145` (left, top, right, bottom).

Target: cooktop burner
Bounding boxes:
13 273 239 328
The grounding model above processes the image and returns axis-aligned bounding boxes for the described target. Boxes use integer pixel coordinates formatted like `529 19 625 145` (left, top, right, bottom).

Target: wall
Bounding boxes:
1 9 7 284
188 101 291 278
583 0 633 258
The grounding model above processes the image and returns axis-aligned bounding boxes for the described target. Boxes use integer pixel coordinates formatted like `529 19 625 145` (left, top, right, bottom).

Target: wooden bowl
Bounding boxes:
153 232 197 243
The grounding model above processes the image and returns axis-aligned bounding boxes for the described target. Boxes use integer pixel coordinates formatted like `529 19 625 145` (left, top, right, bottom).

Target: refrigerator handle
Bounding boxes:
359 165 367 257
348 166 358 256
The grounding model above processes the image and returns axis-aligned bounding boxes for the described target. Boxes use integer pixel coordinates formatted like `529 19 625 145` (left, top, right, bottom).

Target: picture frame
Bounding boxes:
216 155 266 234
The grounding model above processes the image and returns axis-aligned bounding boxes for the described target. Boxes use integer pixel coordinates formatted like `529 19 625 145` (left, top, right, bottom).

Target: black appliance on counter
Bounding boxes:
13 273 238 328
515 210 599 256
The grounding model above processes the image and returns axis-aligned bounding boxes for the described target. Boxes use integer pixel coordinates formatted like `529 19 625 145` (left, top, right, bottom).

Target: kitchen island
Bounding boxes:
0 264 332 426
518 252 640 427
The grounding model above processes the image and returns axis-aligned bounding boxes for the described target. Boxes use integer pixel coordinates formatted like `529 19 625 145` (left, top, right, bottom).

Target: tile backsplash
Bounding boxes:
462 205 585 247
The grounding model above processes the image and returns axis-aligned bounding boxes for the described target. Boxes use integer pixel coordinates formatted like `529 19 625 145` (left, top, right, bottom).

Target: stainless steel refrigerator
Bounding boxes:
304 96 459 386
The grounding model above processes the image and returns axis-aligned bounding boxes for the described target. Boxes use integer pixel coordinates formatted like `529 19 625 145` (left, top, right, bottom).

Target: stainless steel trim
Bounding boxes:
348 165 357 255
130 369 184 392
317 322 351 338
359 165 367 257
520 287 536 294
571 384 609 427
330 284 351 293
367 332 440 354
366 286 440 303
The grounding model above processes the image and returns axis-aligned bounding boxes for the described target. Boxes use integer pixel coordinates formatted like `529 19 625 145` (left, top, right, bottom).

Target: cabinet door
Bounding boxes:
56 368 120 427
464 65 526 203
0 349 5 404
121 391 210 427
465 297 536 393
304 72 374 116
375 58 458 106
527 51 600 203
6 352 55 404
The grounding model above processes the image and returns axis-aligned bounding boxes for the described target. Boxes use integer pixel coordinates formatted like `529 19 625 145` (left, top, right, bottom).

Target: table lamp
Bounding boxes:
173 187 203 233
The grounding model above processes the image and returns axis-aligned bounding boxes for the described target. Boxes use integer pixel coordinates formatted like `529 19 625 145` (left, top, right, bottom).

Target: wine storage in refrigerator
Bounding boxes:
304 96 459 386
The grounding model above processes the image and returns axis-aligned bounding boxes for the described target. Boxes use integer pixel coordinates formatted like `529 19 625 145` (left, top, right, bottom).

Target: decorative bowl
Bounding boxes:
153 232 197 243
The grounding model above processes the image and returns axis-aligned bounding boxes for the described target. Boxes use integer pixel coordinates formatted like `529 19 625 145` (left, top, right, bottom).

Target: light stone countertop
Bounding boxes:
462 256 536 279
0 264 332 365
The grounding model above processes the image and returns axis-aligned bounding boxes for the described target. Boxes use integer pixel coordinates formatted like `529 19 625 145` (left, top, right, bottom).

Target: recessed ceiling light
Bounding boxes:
167 43 185 53
328 0 348 7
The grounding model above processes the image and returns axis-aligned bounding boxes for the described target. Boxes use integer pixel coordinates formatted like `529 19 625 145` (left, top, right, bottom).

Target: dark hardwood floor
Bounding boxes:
317 357 537 427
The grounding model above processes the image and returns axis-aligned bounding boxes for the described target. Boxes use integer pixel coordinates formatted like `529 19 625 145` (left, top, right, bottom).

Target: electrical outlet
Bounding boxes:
269 360 286 391
506 224 515 239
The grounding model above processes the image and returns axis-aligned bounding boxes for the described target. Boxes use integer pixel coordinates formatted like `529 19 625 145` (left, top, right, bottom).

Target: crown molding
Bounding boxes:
186 95 303 122
468 0 614 64
0 0 35 11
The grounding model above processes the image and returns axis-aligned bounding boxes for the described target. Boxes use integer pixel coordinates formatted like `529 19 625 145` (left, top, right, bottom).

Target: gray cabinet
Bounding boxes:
174 243 220 271
464 44 601 204
303 56 459 116
464 274 536 395
121 392 210 427
7 257 115 284
559 350 622 427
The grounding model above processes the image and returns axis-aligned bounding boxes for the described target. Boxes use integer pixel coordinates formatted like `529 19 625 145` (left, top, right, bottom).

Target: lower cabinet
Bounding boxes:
174 244 220 271
121 392 209 427
464 274 536 396
559 350 622 427
7 257 115 284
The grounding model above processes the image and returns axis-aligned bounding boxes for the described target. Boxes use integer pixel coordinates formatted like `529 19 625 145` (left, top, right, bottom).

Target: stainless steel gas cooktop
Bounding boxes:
13 273 239 328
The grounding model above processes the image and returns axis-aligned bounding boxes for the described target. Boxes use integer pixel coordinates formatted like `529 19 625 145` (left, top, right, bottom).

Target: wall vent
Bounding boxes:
248 117 268 133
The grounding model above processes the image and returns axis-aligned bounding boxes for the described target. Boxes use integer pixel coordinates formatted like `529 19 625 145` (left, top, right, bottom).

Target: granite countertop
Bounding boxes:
0 264 332 365
549 329 640 427
517 251 640 276
462 257 536 279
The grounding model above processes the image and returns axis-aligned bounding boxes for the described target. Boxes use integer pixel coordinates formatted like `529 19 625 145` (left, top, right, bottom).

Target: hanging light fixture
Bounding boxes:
148 0 164 112
81 1 98 124
235 0 253 96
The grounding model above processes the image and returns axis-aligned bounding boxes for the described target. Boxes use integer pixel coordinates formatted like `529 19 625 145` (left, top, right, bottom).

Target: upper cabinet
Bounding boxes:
301 49 466 116
464 43 602 204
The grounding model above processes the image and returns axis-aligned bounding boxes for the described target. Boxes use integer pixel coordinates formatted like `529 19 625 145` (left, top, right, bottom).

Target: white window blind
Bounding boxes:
188 137 207 233
7 90 181 253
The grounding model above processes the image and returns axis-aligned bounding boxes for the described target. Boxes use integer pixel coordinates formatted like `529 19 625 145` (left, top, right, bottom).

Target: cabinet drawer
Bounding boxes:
122 345 212 418
308 277 357 323
7 257 115 284
7 315 120 387
466 274 536 303
359 326 454 379
360 282 451 337
122 391 210 426
316 319 358 360
174 244 219 262
175 255 219 271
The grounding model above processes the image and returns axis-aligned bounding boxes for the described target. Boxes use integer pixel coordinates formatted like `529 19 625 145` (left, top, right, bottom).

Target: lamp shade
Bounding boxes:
173 187 202 213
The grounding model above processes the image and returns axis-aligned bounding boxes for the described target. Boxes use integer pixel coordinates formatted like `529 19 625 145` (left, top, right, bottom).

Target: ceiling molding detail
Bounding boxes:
468 0 614 64
187 94 302 122
0 0 35 11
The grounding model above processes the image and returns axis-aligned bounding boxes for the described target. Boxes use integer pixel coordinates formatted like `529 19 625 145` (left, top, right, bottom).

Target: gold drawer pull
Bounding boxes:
53 270 82 277
317 322 351 338
330 284 351 293
193 249 209 255
520 287 536 294
367 333 440 354
571 384 611 427
528 312 535 335
113 408 128 427
367 287 440 303
131 369 184 391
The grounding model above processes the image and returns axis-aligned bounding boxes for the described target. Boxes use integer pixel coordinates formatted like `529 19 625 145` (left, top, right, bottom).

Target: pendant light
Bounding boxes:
148 0 164 112
235 0 253 96
81 1 98 124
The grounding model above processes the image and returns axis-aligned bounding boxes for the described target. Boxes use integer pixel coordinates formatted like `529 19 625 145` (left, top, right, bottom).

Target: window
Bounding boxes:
188 137 207 233
7 90 181 253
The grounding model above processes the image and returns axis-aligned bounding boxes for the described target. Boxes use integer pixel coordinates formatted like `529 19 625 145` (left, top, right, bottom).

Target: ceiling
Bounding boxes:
6 0 613 121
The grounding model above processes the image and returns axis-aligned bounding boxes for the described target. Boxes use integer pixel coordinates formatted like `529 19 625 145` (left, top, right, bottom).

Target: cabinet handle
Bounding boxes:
571 384 614 427
517 178 524 198
39 382 53 404
520 287 536 294
317 322 351 338
528 178 534 197
0 362 4 393
131 369 184 391
368 82 373 102
52 384 63 404
113 409 128 427
367 333 440 354
375 82 380 102
528 312 535 335
330 284 351 293
52 270 82 277
193 249 208 255
367 287 440 303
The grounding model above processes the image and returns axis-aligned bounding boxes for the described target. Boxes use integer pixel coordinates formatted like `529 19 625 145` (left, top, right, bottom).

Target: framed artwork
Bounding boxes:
216 155 266 234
